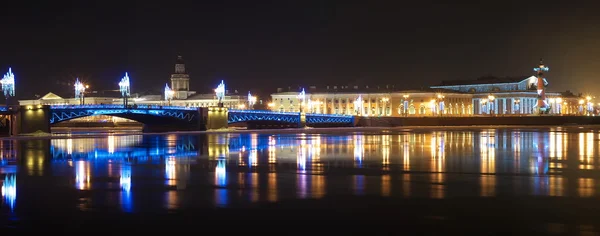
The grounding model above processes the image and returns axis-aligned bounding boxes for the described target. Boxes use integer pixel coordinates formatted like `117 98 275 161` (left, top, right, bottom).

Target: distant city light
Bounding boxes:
1 67 15 98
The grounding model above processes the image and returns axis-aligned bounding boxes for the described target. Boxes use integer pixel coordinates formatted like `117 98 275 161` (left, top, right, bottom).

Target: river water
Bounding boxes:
2 126 600 233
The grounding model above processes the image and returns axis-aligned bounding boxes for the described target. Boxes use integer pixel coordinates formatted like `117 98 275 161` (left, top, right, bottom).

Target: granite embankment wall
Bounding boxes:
356 116 600 127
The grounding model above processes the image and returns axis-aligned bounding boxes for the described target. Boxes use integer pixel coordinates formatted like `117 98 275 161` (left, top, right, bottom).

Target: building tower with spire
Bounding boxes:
170 55 192 99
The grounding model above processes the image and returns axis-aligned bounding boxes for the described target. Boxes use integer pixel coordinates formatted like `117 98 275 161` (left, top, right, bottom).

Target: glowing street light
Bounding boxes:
297 88 306 113
354 95 364 116
247 91 257 109
214 80 225 106
74 78 86 104
1 68 15 101
164 83 174 105
119 72 131 107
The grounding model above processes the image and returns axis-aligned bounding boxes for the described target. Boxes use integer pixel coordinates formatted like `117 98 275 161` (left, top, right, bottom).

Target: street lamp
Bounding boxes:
437 94 445 116
164 83 174 105
297 88 306 113
1 68 15 104
555 97 563 114
119 72 131 107
513 99 520 114
214 80 225 107
487 95 495 116
247 91 257 110
74 78 86 105
402 94 409 116
380 97 389 116
354 95 364 116
267 102 275 110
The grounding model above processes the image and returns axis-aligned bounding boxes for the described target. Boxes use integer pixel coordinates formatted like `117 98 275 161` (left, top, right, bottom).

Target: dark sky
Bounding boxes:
1 1 600 99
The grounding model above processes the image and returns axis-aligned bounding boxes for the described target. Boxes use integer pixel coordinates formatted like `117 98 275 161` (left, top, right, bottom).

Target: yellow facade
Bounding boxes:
270 91 473 117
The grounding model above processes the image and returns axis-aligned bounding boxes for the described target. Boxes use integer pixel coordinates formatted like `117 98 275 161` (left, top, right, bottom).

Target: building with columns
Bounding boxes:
431 76 580 115
270 76 583 117
270 88 473 117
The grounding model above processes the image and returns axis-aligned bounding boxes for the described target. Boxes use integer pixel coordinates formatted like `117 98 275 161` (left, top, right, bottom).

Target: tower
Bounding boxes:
170 55 191 99
533 58 550 114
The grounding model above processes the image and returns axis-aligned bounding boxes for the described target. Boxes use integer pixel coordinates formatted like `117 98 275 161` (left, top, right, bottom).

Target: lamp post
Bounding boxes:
297 88 306 113
487 95 495 116
74 78 88 105
354 95 364 116
437 94 445 116
380 97 389 116
164 83 174 105
555 97 562 115
1 68 15 105
481 99 488 115
119 72 131 108
403 94 409 117
247 91 257 110
214 80 225 107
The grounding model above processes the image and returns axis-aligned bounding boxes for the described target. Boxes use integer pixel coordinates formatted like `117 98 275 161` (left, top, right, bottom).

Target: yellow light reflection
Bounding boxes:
578 178 595 197
165 157 176 186
381 175 391 197
311 175 326 199
75 160 91 190
108 135 115 154
268 172 277 202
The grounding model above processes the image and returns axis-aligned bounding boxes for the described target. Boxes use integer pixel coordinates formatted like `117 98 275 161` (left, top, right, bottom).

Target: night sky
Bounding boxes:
1 1 600 99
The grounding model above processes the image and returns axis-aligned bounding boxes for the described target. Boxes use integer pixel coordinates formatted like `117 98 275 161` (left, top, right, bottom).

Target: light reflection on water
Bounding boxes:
1 127 600 213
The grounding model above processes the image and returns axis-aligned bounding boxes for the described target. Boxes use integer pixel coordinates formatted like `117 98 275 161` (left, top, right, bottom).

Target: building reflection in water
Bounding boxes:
23 127 600 212
2 174 16 211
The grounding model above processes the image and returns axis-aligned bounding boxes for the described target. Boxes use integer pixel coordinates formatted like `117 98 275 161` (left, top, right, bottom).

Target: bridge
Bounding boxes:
4 105 355 134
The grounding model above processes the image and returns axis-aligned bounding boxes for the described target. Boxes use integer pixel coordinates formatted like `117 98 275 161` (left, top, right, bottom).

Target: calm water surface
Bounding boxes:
2 126 600 232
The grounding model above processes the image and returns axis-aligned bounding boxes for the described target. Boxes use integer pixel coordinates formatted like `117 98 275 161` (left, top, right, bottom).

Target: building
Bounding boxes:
170 56 195 99
270 76 583 117
270 87 473 117
431 75 580 115
18 56 251 123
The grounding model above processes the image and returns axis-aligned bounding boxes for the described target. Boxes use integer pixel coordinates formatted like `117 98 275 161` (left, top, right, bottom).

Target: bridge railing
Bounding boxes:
49 104 198 111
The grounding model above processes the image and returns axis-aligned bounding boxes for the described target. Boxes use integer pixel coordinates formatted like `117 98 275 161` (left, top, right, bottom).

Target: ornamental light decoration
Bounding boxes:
247 91 257 108
119 72 131 97
1 68 15 99
74 78 85 99
215 80 225 104
164 83 173 101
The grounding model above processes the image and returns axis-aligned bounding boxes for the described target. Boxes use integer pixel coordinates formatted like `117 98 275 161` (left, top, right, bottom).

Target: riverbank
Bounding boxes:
357 115 600 127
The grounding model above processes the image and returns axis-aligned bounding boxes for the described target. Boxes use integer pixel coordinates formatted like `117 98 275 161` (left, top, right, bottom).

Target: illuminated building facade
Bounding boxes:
270 89 472 117
271 74 582 116
431 75 580 115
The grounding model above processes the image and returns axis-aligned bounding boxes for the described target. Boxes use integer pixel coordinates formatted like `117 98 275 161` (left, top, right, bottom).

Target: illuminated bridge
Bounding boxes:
7 105 355 133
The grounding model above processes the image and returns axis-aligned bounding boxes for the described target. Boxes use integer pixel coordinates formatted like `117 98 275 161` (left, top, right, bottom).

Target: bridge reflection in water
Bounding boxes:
1 127 600 212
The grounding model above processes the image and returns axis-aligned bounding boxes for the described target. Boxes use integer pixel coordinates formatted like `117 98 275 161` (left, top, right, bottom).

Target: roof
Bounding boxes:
40 92 63 100
435 75 532 86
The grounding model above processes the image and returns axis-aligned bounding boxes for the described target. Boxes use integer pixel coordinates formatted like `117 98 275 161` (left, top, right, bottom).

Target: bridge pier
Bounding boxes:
299 112 306 128
13 105 51 135
207 106 228 130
